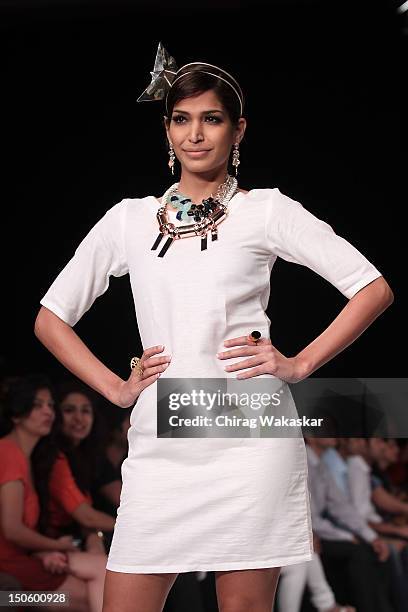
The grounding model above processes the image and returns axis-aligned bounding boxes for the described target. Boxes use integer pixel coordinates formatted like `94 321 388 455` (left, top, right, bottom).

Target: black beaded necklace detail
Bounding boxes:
151 175 238 257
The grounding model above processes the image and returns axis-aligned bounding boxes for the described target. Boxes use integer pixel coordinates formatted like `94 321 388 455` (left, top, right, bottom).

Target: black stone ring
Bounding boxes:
248 330 262 344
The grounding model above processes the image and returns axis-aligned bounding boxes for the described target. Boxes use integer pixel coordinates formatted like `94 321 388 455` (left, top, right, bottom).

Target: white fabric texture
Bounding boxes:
347 455 383 523
40 188 382 572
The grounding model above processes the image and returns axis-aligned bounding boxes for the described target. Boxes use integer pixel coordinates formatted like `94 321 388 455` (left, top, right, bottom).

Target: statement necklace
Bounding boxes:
151 174 238 257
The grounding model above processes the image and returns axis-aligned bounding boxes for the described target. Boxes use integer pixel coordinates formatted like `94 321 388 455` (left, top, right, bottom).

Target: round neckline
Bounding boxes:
148 189 249 217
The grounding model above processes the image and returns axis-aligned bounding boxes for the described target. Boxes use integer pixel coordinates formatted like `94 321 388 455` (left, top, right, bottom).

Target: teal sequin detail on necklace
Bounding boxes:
169 194 193 221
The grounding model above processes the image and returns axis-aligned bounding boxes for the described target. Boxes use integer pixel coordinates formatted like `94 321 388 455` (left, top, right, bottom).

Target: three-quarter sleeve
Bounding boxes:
265 189 383 299
40 199 129 326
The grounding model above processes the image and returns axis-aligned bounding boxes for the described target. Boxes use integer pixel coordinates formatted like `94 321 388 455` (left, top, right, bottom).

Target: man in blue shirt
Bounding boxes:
306 436 393 612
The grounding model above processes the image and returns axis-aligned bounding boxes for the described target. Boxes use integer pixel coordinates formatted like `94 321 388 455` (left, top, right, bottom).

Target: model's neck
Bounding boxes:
177 167 231 204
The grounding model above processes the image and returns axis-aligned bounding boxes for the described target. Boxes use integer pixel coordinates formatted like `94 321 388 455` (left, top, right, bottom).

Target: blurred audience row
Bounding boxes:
0 374 407 612
278 436 408 612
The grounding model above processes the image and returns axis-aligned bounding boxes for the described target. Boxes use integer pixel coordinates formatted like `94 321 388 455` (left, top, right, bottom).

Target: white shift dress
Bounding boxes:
40 188 383 573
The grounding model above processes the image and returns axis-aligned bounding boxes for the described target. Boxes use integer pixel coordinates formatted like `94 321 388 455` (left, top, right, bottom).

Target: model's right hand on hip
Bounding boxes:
116 345 172 408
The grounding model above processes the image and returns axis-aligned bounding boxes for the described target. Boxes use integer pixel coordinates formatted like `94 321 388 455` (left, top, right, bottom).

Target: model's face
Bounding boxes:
14 388 55 437
60 392 94 445
166 89 245 176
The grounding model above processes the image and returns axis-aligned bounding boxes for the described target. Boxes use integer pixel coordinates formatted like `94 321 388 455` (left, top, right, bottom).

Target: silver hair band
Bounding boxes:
137 42 244 117
165 70 243 117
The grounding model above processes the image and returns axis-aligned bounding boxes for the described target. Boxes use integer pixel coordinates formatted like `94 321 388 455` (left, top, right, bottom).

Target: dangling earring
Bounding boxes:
168 142 175 175
232 142 240 176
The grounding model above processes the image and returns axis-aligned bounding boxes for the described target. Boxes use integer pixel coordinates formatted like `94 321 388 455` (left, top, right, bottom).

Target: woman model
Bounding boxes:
34 43 394 612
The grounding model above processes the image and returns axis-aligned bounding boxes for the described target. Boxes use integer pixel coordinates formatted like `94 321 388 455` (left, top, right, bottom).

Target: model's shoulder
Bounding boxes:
109 195 151 209
244 187 303 210
103 195 152 218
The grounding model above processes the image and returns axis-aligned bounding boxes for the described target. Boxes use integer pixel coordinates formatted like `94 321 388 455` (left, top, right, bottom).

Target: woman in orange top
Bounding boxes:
47 450 115 554
0 374 107 612
46 379 117 554
48 451 93 536
0 436 69 592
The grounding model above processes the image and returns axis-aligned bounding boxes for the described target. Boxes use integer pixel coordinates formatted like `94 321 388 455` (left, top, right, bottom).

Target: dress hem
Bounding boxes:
105 551 314 574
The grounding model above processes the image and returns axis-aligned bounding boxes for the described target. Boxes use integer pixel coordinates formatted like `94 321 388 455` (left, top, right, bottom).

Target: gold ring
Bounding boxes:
130 356 144 376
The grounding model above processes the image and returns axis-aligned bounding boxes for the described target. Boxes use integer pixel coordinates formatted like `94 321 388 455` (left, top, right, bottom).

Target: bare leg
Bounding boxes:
50 574 89 612
102 570 178 612
24 552 105 612
215 567 281 612
66 551 107 612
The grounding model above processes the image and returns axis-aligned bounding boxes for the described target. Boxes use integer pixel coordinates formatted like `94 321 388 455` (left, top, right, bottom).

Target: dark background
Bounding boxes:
2 0 406 386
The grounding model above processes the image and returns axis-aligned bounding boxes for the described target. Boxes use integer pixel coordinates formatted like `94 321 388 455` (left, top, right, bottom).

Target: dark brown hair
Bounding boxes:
0 374 60 535
166 65 244 126
54 378 109 495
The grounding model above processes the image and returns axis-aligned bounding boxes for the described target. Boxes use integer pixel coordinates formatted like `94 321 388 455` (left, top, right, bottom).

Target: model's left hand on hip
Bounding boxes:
216 335 304 383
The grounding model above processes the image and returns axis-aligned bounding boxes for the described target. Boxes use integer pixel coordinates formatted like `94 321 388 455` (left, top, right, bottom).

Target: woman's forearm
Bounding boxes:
34 306 123 405
367 520 405 537
372 486 408 516
73 503 116 531
295 276 394 378
85 508 116 531
7 523 61 551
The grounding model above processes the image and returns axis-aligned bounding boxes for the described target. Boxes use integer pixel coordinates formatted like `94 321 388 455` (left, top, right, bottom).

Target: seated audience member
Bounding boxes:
387 440 408 491
322 439 350 497
347 438 408 539
346 437 408 612
305 436 394 612
373 439 400 492
47 450 116 553
371 439 408 521
0 374 106 612
277 530 355 612
50 379 119 552
92 411 131 520
347 438 384 523
105 412 130 471
323 438 408 525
